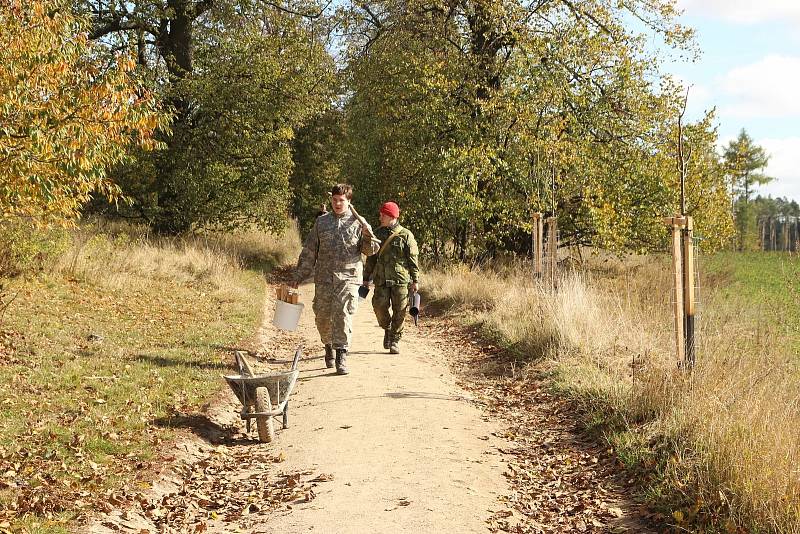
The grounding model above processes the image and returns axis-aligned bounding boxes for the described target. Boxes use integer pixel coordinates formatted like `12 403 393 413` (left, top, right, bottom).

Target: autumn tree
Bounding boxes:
0 0 164 223
338 0 732 256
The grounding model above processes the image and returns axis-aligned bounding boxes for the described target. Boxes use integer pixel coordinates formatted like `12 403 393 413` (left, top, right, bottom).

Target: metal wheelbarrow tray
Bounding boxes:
223 346 301 443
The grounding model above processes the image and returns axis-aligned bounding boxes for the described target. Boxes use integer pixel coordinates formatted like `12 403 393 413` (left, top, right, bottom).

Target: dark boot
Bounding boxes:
383 329 391 350
335 349 349 375
324 344 334 368
389 338 400 355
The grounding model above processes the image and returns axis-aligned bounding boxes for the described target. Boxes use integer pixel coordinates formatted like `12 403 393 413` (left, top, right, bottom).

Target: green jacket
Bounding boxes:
364 223 419 286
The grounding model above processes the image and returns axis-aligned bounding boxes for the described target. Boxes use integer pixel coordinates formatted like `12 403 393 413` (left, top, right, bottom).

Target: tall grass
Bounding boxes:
52 221 301 298
425 255 800 532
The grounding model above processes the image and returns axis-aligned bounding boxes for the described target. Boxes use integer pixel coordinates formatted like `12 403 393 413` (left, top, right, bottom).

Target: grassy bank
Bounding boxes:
0 221 300 533
425 252 800 533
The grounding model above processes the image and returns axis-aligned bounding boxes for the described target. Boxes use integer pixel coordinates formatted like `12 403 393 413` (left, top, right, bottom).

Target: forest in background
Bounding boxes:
6 0 778 261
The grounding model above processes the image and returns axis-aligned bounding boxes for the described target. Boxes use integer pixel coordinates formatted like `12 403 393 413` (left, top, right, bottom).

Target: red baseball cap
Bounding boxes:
379 201 400 218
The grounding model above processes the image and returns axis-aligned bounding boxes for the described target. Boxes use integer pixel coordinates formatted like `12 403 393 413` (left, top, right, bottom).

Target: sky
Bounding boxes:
666 0 800 201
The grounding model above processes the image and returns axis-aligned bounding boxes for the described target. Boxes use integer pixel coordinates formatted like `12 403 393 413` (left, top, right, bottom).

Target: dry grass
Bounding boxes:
0 220 301 532
53 221 301 300
425 255 800 533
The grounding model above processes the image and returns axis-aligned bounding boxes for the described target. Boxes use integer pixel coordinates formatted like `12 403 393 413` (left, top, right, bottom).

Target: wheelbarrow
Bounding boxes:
223 346 301 443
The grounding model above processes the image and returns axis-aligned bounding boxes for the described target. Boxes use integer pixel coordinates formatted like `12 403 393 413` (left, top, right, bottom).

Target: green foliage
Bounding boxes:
0 221 69 278
733 200 759 251
723 129 772 204
290 109 346 235
751 195 800 218
80 1 337 234
722 129 773 250
339 0 732 257
727 195 798 252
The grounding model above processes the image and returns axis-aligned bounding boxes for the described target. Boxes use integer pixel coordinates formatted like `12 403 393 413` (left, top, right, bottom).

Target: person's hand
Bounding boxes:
410 282 418 293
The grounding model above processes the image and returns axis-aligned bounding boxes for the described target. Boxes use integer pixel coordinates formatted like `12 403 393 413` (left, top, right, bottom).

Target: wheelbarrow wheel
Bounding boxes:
254 386 275 443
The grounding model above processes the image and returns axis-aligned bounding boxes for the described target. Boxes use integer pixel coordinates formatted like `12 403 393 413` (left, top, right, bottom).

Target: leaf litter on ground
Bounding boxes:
418 315 663 534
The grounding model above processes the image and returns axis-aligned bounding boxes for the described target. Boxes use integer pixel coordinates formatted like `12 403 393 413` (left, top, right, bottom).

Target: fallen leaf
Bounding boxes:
608 506 624 518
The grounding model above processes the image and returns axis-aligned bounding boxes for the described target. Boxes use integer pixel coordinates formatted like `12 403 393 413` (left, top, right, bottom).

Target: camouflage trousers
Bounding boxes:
372 283 409 341
312 281 359 350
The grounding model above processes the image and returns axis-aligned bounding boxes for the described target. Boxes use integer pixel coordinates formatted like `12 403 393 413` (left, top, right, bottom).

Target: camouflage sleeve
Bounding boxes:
406 231 420 283
294 221 319 283
360 224 380 256
364 244 378 282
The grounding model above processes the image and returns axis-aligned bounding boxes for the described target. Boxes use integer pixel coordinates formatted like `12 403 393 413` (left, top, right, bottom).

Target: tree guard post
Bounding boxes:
681 216 696 368
545 216 558 291
664 215 685 366
532 212 543 279
664 214 695 368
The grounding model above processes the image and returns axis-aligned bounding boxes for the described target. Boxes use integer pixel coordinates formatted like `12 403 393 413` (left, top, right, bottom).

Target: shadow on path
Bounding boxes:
152 412 237 444
131 353 230 371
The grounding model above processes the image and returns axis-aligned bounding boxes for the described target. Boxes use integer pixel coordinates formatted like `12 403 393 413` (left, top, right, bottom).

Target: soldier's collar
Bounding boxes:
334 208 351 219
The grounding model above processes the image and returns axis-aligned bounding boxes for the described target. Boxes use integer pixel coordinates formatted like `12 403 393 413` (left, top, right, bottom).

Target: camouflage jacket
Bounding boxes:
294 209 380 285
364 223 419 286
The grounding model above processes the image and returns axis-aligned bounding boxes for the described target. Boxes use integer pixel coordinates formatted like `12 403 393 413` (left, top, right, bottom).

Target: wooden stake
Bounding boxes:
532 212 543 279
668 216 685 365
546 217 558 291
682 217 695 367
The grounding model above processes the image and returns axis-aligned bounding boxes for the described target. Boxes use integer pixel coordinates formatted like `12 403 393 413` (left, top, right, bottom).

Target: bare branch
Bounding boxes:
360 3 384 29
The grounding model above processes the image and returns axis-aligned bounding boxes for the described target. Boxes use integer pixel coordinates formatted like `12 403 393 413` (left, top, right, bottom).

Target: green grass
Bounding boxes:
704 251 800 302
0 226 294 533
703 251 800 349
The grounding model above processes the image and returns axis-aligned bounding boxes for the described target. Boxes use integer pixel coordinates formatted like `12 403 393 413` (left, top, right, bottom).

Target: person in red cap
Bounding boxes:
363 201 419 354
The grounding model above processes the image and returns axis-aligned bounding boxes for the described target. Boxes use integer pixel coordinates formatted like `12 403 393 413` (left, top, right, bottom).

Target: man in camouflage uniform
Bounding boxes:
363 201 419 354
292 184 380 375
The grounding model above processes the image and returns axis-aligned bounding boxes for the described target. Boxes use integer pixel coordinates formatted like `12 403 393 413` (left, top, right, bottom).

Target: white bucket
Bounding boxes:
273 300 304 331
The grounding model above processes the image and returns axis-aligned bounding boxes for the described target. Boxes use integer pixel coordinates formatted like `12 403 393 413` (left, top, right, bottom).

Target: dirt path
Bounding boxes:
251 282 510 533
87 281 663 533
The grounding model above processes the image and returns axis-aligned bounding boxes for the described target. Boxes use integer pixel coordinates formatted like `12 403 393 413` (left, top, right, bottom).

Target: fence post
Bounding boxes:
682 217 696 367
532 212 543 279
545 217 558 291
664 215 685 366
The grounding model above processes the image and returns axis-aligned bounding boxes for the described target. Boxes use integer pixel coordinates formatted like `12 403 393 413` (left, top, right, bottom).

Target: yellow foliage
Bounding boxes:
0 0 166 223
